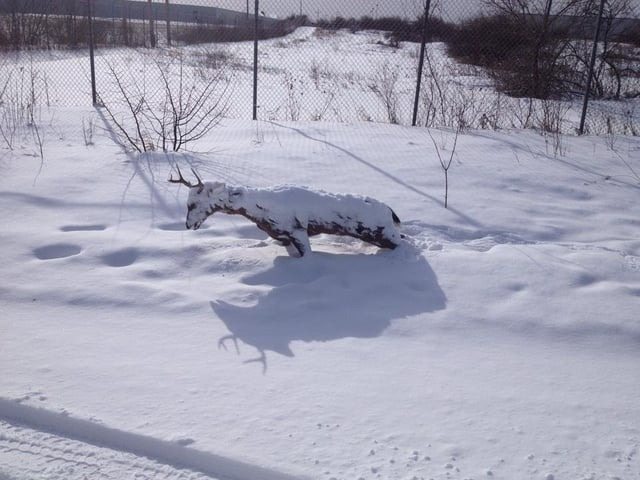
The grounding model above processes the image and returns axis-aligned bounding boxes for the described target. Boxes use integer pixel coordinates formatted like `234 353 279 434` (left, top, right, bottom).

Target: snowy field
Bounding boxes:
1 27 640 480
4 27 638 133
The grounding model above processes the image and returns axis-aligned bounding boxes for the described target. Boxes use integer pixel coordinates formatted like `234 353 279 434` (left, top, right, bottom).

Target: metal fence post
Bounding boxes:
148 0 157 48
165 0 171 46
252 0 259 120
412 0 431 127
87 0 97 106
579 0 606 135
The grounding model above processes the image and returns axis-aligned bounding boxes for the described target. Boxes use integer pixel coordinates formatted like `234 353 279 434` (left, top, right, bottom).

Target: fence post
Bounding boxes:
412 0 431 127
165 0 171 46
579 0 606 135
87 0 97 106
252 0 259 120
148 0 157 47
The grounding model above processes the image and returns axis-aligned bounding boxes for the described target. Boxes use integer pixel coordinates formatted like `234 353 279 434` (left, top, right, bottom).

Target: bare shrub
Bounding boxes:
0 10 146 50
621 106 639 136
0 70 19 150
587 105 639 136
312 28 337 40
445 1 639 102
0 59 48 159
283 73 304 121
419 47 502 132
196 49 236 70
99 51 232 153
193 47 249 79
368 63 400 124
447 12 574 99
536 99 570 157
309 60 321 88
509 97 536 129
172 20 297 46
82 116 95 147
314 14 455 43
427 127 459 209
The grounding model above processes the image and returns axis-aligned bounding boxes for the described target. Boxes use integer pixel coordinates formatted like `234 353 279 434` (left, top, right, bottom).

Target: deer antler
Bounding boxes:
190 168 203 187
169 166 203 188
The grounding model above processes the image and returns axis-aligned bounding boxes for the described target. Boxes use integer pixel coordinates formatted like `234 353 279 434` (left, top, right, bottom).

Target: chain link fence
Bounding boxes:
1 0 639 153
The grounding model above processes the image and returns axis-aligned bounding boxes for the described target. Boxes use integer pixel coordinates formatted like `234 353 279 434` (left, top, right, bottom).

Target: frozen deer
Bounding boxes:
169 167 402 257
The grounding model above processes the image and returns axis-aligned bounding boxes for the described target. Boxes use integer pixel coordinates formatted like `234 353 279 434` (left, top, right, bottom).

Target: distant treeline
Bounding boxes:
0 2 303 50
314 13 640 45
313 13 640 99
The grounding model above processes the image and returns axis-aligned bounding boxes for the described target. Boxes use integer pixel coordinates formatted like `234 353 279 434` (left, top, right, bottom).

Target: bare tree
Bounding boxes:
482 0 592 98
100 52 232 153
483 0 637 99
573 0 635 99
427 128 459 209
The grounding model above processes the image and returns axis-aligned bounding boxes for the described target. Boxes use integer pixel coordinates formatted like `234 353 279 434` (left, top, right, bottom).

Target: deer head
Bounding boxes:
169 166 227 230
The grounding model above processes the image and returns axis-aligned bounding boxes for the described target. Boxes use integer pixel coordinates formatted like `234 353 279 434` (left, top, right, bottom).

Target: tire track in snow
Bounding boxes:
0 398 308 480
0 420 210 480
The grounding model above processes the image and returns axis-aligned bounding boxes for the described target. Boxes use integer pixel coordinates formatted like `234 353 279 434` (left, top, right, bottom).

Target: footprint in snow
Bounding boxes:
59 224 106 232
156 222 186 231
173 438 195 447
33 243 82 260
100 248 139 267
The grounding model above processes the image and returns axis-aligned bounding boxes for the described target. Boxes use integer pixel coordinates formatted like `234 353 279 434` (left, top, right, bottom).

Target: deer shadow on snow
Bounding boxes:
211 246 446 372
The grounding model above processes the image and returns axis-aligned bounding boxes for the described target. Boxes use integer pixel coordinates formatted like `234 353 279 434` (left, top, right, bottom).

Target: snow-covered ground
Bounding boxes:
1 110 639 479
7 26 637 133
1 25 640 480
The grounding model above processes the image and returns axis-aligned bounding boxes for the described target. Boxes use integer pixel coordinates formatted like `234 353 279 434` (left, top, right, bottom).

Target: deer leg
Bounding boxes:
288 229 311 257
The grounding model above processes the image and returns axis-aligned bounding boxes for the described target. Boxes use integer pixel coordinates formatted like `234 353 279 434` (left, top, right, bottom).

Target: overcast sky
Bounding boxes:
171 0 639 22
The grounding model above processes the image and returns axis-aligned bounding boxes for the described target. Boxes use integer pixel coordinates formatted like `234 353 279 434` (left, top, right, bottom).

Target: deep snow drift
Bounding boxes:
1 111 639 480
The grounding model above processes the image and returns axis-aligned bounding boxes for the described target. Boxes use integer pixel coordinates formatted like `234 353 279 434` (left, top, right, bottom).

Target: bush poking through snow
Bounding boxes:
0 60 48 162
99 51 232 153
368 62 401 125
169 167 402 257
427 128 459 209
